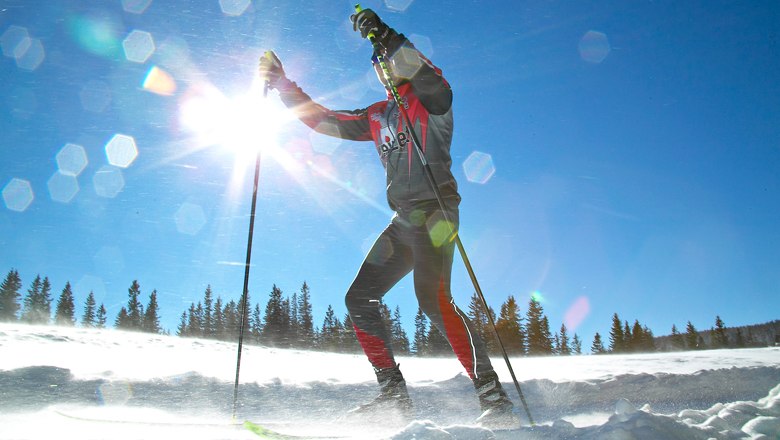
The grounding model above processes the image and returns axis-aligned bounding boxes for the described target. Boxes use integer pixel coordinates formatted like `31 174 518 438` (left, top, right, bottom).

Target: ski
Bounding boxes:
243 420 347 439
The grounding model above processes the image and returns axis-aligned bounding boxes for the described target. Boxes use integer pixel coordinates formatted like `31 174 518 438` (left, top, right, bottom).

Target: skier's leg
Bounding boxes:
411 207 493 379
345 218 412 370
412 207 516 426
345 218 414 418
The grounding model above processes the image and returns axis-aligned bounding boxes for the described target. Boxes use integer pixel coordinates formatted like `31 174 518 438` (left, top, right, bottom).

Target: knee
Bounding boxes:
345 289 368 314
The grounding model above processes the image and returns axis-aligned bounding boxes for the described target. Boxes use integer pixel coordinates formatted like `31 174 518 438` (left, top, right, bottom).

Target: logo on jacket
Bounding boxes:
378 126 411 158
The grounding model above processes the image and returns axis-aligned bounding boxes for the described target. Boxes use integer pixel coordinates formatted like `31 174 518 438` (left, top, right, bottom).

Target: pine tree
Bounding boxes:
176 311 188 336
671 324 684 350
22 275 52 324
143 290 161 334
468 292 496 352
426 323 451 355
713 316 729 348
390 306 410 355
96 304 107 328
289 292 300 347
298 282 315 346
213 297 224 340
623 321 632 350
186 303 201 336
591 332 606 354
558 323 570 355
608 313 624 353
412 307 428 355
0 269 22 321
685 321 699 350
280 296 290 347
495 295 525 355
630 320 643 352
261 285 286 346
82 291 97 327
319 305 340 351
115 307 130 328
54 282 76 326
572 333 582 354
526 298 551 355
223 300 238 340
341 313 360 352
540 316 553 354
641 325 656 352
202 285 214 338
251 303 262 344
126 280 144 330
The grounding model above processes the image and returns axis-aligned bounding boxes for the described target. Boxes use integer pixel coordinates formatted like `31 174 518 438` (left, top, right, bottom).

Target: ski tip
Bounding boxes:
354 4 363 13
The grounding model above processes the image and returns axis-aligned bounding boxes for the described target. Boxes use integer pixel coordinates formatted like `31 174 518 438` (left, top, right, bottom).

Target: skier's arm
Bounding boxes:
353 10 453 115
275 78 373 142
259 51 372 141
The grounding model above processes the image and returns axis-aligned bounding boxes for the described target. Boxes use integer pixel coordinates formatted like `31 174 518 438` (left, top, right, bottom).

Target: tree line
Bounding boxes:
1 268 775 356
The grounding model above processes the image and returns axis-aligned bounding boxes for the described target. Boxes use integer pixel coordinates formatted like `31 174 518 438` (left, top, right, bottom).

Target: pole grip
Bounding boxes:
353 4 377 41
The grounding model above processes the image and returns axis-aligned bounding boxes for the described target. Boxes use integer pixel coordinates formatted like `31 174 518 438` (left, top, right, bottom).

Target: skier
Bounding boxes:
259 8 517 427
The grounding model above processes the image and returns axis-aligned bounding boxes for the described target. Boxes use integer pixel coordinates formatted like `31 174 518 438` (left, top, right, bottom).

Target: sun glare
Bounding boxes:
178 80 290 162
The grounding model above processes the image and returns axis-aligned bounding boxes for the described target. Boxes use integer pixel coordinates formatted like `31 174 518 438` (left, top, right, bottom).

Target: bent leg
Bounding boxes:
345 221 412 370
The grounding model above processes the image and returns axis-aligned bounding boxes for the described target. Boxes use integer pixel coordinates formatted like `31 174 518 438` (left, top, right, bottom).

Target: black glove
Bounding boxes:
258 50 285 89
351 8 388 42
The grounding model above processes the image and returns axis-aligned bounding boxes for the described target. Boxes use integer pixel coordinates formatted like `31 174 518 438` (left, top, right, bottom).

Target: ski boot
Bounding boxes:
348 364 414 422
473 371 520 429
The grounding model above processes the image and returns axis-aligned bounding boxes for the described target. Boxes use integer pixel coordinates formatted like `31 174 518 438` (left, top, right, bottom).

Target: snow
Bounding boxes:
0 323 778 439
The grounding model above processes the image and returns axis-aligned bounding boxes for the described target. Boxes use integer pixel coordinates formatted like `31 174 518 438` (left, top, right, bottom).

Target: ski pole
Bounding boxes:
354 4 535 426
232 66 271 420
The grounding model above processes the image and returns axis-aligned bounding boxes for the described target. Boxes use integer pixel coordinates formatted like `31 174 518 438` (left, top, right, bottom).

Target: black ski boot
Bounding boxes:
348 364 413 421
473 371 520 429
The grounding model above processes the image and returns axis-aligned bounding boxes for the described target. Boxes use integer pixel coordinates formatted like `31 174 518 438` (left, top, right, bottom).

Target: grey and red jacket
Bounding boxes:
275 29 460 213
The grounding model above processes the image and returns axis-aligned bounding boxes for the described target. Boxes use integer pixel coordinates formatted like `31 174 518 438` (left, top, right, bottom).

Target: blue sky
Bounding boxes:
1 1 778 348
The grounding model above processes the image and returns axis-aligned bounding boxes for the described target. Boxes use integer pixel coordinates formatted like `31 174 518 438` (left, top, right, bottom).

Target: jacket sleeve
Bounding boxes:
381 29 453 116
276 78 373 142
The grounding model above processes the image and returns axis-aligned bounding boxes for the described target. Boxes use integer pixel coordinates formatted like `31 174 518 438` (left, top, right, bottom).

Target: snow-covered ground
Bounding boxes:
0 323 778 439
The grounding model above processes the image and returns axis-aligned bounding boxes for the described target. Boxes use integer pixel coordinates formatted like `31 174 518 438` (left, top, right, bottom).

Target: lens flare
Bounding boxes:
143 65 177 96
578 30 611 64
463 151 496 184
564 296 590 331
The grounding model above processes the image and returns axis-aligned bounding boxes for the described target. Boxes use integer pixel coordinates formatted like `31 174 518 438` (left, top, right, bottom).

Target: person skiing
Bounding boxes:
259 8 517 427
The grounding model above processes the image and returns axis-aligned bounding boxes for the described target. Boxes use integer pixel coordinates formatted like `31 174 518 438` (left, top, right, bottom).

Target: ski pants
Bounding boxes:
345 201 494 380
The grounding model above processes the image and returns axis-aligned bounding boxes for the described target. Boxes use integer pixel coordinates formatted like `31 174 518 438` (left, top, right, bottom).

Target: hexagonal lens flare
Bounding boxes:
462 151 496 184
219 0 250 16
47 172 79 203
579 30 611 64
1 25 29 58
105 134 138 168
2 178 34 212
122 0 153 14
93 165 125 198
56 143 89 176
123 30 155 63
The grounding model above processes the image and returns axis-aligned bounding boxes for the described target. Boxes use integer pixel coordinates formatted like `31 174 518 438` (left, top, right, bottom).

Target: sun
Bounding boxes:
178 78 292 162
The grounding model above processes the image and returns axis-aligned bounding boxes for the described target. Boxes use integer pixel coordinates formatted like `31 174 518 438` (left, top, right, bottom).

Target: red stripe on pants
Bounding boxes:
437 277 476 379
353 325 396 370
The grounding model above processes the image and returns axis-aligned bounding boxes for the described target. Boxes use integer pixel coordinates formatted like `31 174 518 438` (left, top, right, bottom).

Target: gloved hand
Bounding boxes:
258 50 285 89
350 8 387 41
